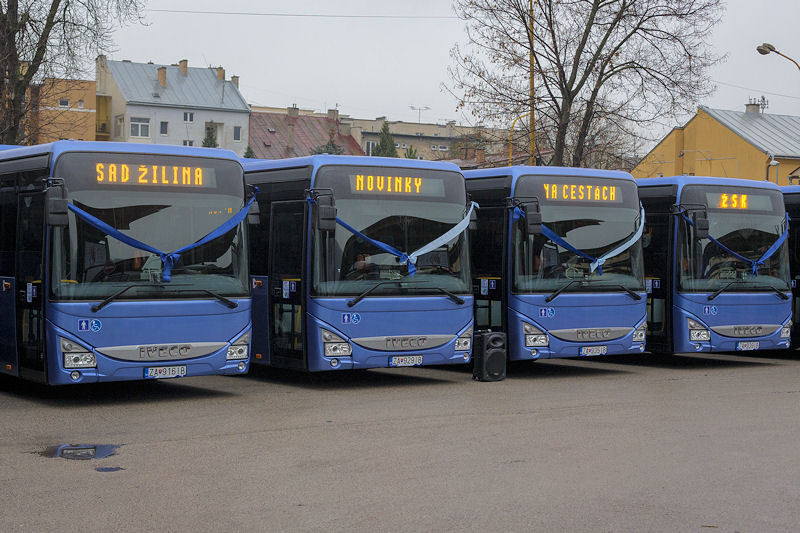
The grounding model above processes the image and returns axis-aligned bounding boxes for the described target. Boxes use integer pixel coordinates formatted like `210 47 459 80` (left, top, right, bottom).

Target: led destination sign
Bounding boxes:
705 192 772 211
350 174 446 197
95 163 214 188
542 183 621 203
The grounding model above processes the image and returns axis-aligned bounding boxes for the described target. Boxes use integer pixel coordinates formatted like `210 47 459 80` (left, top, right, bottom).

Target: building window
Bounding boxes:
401 143 407 148
234 126 242 141
183 140 194 146
160 121 168 135
395 143 400 148
77 100 84 109
431 145 438 151
439 145 448 151
59 98 69 108
130 117 150 138
365 140 376 156
184 111 194 123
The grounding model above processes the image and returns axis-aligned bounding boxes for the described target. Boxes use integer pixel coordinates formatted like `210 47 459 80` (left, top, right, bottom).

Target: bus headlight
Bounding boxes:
321 329 352 357
523 322 549 347
226 331 250 360
688 319 710 341
455 328 472 351
633 324 647 342
60 337 96 369
781 321 792 338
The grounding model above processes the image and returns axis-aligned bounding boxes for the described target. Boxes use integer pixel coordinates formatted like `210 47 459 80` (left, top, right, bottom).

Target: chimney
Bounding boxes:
287 105 300 118
179 59 188 76
745 102 761 114
157 66 167 87
231 75 239 88
476 148 486 165
327 108 339 121
216 67 225 81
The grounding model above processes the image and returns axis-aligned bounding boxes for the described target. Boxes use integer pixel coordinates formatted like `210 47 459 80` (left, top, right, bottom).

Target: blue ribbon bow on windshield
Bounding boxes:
307 196 478 277
512 204 645 275
678 209 789 276
67 190 258 282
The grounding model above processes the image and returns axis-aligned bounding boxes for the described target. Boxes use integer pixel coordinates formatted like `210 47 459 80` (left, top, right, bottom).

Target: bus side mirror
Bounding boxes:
247 200 260 225
525 206 542 235
469 208 477 231
317 195 337 232
46 185 68 227
693 213 709 240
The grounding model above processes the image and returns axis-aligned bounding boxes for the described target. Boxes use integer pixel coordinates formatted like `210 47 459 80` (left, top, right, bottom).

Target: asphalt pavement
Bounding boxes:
2 350 799 532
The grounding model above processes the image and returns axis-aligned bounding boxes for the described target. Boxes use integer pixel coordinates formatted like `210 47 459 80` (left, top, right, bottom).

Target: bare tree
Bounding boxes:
0 0 144 144
448 0 724 168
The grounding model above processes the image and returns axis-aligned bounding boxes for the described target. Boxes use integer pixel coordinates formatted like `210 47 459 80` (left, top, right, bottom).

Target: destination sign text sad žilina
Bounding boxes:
96 163 206 187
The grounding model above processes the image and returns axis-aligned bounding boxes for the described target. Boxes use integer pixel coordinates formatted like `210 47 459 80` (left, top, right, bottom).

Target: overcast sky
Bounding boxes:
111 0 800 132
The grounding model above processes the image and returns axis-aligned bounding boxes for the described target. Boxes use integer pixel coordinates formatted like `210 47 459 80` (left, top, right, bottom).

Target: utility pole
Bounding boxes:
528 0 536 166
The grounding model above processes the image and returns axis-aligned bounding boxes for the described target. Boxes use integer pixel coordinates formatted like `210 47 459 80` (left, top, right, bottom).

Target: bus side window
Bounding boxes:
642 203 670 336
0 174 16 276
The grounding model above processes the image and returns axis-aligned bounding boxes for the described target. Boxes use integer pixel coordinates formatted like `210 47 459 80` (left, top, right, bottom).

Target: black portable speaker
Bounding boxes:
473 331 506 382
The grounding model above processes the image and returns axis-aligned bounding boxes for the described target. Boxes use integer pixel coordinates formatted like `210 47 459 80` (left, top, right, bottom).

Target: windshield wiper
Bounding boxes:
587 283 643 301
347 281 410 307
406 285 465 305
545 280 583 303
173 288 239 308
91 283 166 312
708 281 789 301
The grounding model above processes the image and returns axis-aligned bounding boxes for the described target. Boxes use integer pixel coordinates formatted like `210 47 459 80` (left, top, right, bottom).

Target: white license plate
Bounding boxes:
389 355 423 367
580 345 607 356
736 341 760 351
144 365 187 379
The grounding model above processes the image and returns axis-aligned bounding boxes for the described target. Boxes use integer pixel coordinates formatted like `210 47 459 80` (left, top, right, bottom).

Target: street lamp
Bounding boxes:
757 42 800 71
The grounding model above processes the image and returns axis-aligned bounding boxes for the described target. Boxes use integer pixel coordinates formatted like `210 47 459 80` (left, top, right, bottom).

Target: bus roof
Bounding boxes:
638 175 783 191
780 185 800 195
0 140 240 163
463 165 634 181
241 154 462 173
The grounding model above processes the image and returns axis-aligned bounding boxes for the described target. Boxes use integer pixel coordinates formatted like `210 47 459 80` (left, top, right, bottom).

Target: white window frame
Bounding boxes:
365 140 376 156
130 117 150 138
183 111 194 123
160 121 168 136
233 126 242 142
431 145 438 151
439 145 448 151
58 98 69 108
183 140 194 146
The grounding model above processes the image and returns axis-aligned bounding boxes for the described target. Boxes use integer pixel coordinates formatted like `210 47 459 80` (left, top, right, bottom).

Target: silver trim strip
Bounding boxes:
709 324 781 338
548 327 632 342
96 342 227 361
351 334 456 352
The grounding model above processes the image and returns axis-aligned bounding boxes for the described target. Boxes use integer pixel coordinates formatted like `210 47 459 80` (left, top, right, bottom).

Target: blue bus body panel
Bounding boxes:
0 277 17 376
46 299 251 385
672 293 791 353
507 293 646 360
306 296 474 371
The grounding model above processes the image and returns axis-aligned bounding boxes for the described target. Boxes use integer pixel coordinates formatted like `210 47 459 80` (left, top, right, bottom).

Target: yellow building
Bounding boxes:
29 78 96 143
633 104 800 185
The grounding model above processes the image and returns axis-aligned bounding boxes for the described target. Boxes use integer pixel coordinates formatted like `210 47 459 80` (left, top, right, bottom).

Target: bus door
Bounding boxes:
16 190 46 381
268 201 306 369
788 205 800 346
641 199 673 352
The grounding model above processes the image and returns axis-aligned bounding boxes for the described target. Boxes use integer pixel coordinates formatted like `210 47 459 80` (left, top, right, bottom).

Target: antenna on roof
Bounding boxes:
759 95 769 113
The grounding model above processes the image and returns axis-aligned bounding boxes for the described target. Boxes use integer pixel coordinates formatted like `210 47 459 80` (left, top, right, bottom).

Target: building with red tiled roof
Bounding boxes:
249 107 364 159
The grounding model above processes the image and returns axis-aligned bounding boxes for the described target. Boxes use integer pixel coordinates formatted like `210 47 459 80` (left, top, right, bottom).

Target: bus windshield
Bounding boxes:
512 175 644 294
678 185 789 292
311 165 470 297
50 152 248 300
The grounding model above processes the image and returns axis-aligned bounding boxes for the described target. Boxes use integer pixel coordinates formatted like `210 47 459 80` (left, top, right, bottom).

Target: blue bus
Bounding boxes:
780 186 800 346
639 176 791 354
0 141 254 385
464 166 647 361
243 155 475 371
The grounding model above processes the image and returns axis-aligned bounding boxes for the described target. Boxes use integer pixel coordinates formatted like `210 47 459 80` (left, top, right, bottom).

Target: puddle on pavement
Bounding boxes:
95 466 124 472
38 444 120 460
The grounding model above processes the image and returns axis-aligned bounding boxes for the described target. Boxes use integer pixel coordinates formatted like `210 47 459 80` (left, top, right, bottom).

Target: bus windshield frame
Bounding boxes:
677 184 789 293
310 164 471 298
511 174 644 295
49 152 249 301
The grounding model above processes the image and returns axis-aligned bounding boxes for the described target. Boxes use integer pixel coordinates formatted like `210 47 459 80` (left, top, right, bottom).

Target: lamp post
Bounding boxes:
757 43 800 71
508 112 531 167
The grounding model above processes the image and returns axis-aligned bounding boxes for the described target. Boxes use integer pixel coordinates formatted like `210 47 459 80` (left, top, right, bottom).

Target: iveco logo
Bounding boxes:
733 325 763 337
138 345 192 360
385 336 428 350
575 328 612 340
